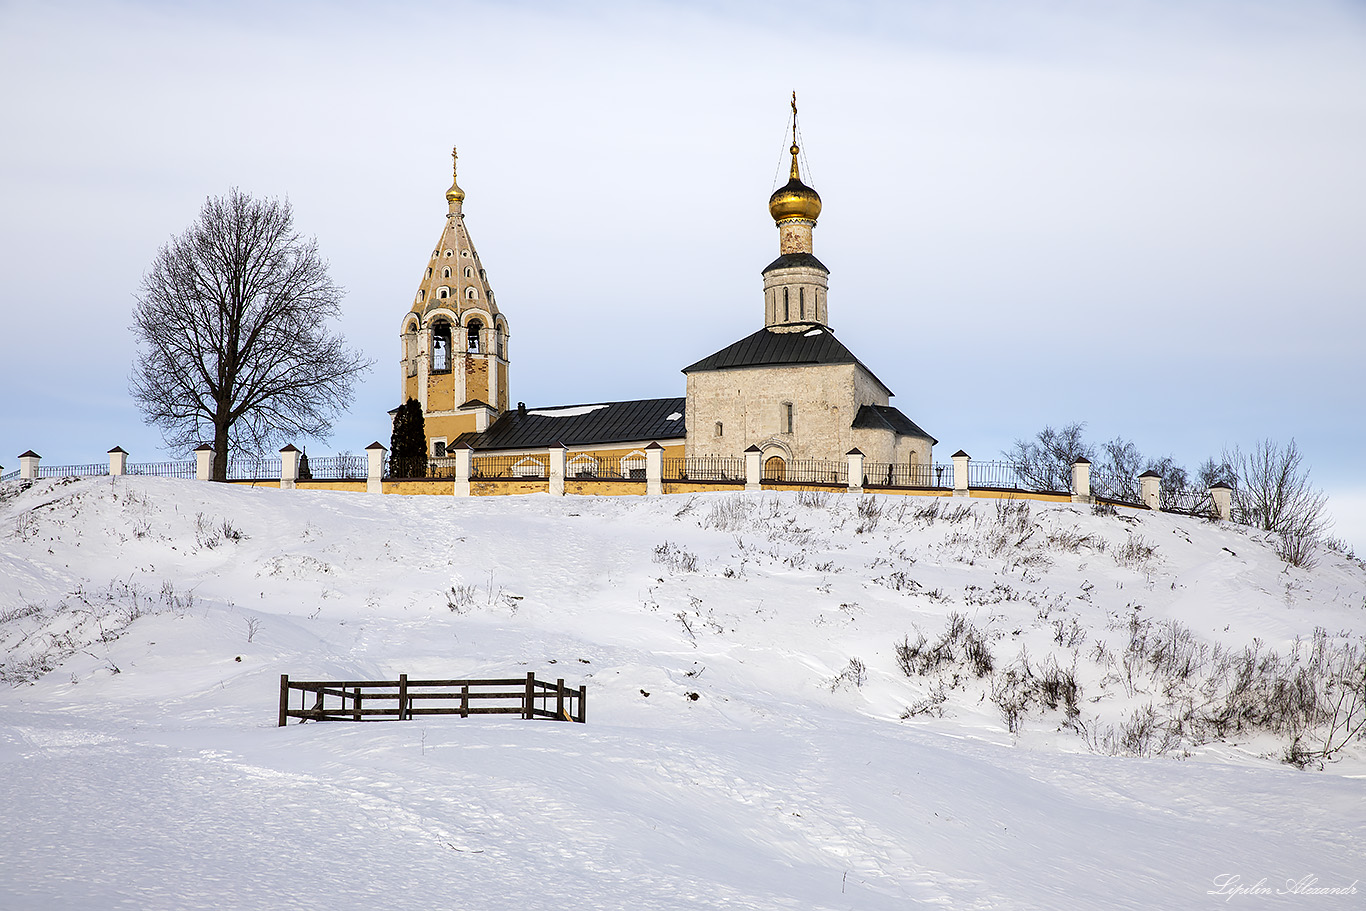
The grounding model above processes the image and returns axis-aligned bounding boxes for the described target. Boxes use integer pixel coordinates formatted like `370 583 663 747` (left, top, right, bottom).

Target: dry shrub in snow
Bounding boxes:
990 652 1082 733
896 613 994 679
827 657 868 692
1112 536 1157 569
0 579 194 684
653 542 699 573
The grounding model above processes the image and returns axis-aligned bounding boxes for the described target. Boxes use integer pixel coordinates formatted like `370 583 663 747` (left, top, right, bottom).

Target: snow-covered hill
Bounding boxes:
2 477 1363 910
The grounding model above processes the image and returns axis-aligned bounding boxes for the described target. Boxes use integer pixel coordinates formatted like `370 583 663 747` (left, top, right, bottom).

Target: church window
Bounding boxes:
714 421 723 438
438 287 448 299
417 289 425 302
426 267 432 277
799 288 805 319
783 288 789 321
462 250 471 257
781 402 794 434
431 321 452 372
445 249 453 257
466 287 477 300
467 319 484 353
495 327 505 358
443 267 451 278
432 439 447 458
464 266 473 278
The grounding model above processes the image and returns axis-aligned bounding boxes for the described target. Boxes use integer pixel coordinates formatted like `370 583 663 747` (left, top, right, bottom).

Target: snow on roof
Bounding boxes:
527 404 610 418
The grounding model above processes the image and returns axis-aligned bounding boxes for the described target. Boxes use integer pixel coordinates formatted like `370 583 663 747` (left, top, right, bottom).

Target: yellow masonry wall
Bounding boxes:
566 479 646 496
296 480 367 493
426 370 456 410
472 479 549 496
465 358 489 403
663 480 745 494
424 412 478 443
383 479 456 496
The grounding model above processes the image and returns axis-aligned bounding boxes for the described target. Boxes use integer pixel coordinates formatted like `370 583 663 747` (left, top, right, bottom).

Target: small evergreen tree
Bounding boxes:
389 398 427 478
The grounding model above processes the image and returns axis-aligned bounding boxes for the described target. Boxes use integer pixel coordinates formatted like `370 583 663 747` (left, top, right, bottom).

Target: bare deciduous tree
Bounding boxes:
1227 438 1330 567
1005 421 1095 492
130 189 371 479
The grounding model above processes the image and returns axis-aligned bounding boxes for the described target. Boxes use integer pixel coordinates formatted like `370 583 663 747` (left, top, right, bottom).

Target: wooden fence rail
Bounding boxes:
278 672 586 726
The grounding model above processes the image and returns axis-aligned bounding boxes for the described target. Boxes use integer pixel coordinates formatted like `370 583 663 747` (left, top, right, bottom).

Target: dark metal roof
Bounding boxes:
682 326 893 395
852 405 937 444
762 252 829 274
456 397 686 452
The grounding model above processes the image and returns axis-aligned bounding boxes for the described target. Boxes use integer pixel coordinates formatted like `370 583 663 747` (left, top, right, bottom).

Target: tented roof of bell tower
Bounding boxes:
408 147 501 324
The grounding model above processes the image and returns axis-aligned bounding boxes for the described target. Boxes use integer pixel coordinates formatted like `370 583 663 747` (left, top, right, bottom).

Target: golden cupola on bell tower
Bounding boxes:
397 148 511 457
763 94 830 331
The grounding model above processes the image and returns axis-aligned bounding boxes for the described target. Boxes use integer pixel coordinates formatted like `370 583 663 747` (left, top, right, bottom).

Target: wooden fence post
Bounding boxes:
577 685 587 723
398 673 408 720
353 686 361 721
556 678 565 720
278 675 290 727
525 672 536 719
461 684 469 718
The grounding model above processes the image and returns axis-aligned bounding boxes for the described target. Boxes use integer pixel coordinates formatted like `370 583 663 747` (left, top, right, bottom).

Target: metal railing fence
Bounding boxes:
763 459 848 485
36 463 108 478
127 461 196 479
471 454 546 479
968 460 1035 491
862 461 953 489
302 454 366 480
226 458 282 480
663 457 746 482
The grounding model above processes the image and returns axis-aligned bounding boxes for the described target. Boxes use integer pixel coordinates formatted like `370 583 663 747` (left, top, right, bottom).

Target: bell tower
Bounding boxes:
398 149 511 455
763 94 829 331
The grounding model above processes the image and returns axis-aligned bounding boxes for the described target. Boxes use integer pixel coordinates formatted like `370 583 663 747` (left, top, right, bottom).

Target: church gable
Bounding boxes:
682 325 893 398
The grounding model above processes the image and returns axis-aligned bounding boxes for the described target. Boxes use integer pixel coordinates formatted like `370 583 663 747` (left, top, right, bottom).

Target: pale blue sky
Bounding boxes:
2 0 1363 547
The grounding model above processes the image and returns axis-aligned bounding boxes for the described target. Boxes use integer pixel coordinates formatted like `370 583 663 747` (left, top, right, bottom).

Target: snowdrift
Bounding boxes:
1 477 1363 910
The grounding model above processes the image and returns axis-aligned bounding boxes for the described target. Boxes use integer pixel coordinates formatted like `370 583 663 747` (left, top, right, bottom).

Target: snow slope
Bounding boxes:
1 477 1363 910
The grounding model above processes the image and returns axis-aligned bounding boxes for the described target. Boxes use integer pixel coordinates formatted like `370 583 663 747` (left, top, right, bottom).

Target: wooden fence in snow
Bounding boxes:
278 672 586 726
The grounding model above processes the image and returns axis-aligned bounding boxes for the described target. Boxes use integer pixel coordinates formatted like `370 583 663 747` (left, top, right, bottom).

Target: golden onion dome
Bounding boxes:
768 143 821 223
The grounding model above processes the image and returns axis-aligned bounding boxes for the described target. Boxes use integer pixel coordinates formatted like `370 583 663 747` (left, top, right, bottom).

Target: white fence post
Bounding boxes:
745 446 762 492
454 443 471 497
1139 470 1161 511
846 449 864 493
645 442 663 496
365 442 386 494
549 444 566 496
951 450 970 498
1209 483 1232 521
280 445 300 490
18 451 40 480
108 447 128 477
1071 458 1092 505
194 444 213 481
